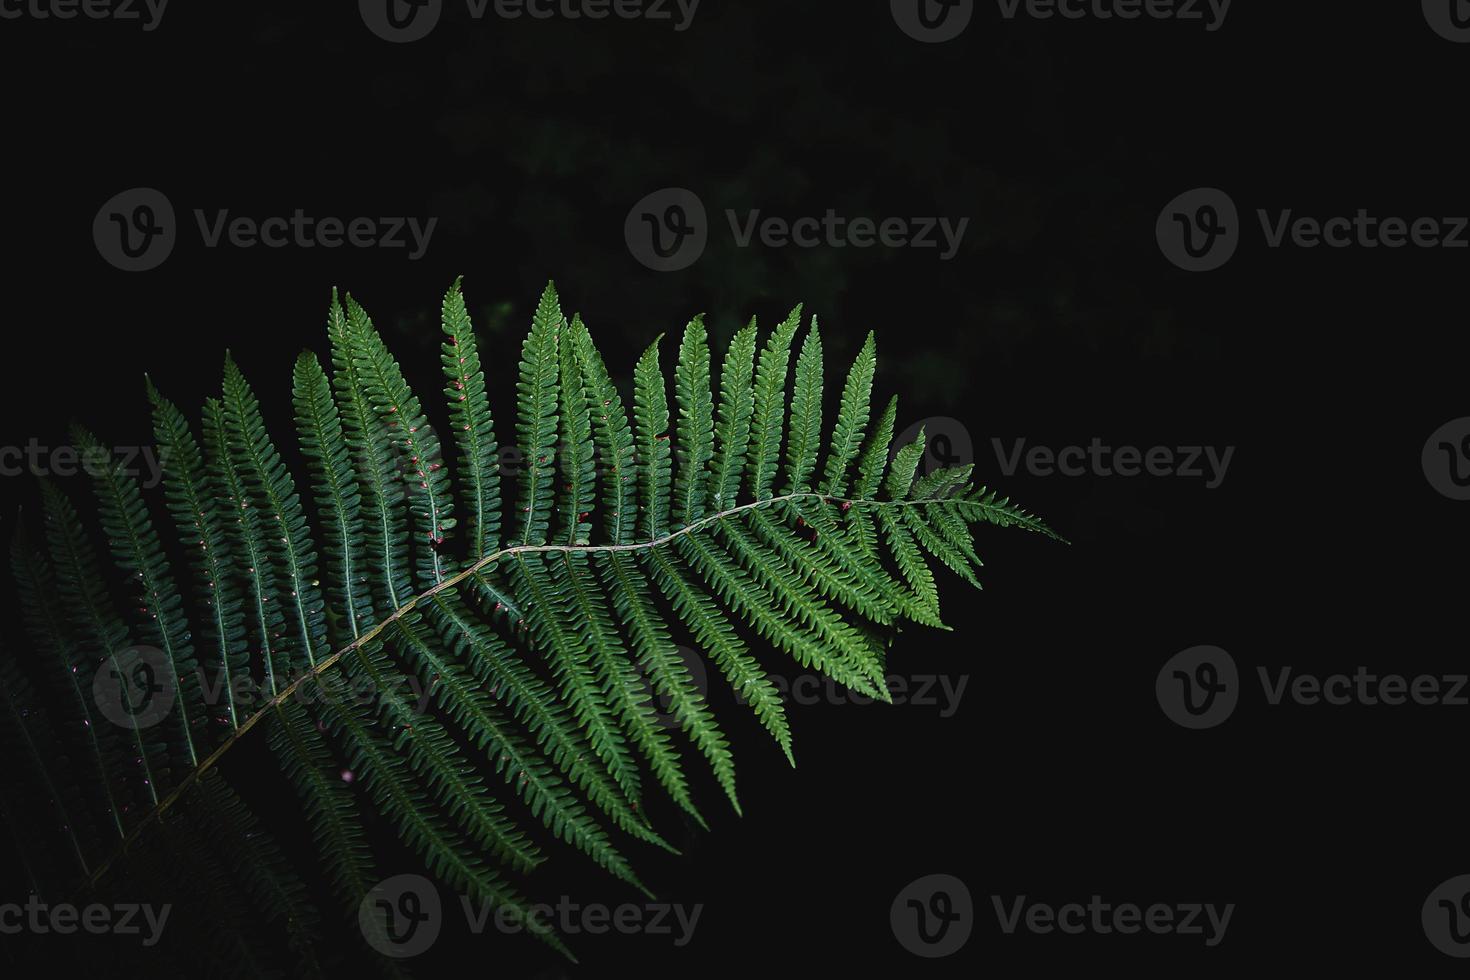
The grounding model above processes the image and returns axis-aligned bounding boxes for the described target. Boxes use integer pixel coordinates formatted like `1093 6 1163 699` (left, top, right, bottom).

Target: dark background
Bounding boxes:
2 1 1468 974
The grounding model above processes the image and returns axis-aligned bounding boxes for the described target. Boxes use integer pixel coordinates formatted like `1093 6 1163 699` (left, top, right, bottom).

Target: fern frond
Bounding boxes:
329 292 414 610
12 280 1057 968
784 317 824 494
386 608 644 892
878 507 943 618
849 394 898 558
678 531 883 700
556 326 596 547
344 640 542 875
73 423 204 767
427 592 668 851
716 518 889 698
222 355 329 666
672 316 714 527
267 699 377 915
570 314 637 545
957 485 1068 541
344 299 456 586
707 318 757 512
512 554 641 806
644 548 792 764
601 551 733 817
745 306 802 501
514 282 562 547
149 378 252 732
820 330 876 496
202 396 291 696
633 338 674 542
319 660 571 960
442 276 503 559
293 351 375 640
36 478 166 806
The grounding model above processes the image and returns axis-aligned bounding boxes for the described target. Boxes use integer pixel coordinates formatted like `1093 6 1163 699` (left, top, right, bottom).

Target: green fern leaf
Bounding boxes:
784 317 824 493
221 355 329 666
73 423 204 767
344 299 456 585
745 305 802 501
442 277 503 559
514 282 562 547
149 378 253 730
707 318 758 512
633 337 674 541
202 396 292 695
672 316 714 527
820 331 877 496
2 280 1058 969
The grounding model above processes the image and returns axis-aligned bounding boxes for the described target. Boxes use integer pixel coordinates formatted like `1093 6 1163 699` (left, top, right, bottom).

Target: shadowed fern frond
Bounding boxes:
1 280 1061 973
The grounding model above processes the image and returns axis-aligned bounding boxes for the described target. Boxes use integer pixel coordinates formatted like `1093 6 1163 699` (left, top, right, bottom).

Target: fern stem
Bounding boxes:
79 490 936 892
